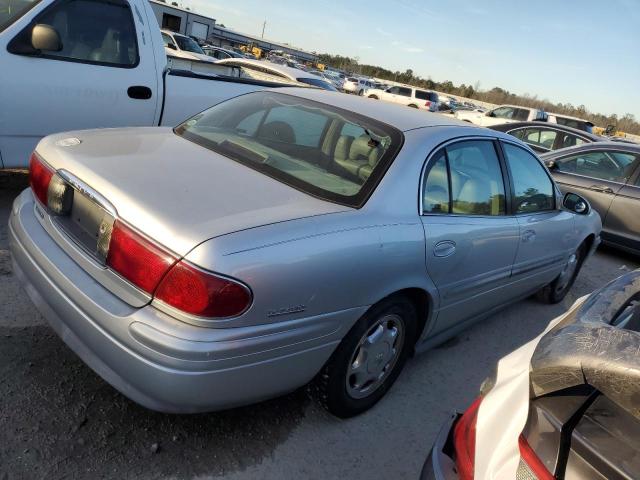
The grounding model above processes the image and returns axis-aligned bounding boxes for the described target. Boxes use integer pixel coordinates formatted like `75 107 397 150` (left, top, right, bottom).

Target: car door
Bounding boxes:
501 141 576 290
550 149 629 226
420 139 519 333
1 0 160 168
598 152 640 249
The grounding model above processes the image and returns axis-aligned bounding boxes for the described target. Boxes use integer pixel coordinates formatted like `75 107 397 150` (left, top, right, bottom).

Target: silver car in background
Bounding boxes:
9 89 601 418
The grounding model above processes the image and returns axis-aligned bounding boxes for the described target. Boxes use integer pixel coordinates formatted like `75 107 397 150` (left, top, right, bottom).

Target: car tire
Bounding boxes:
537 243 586 304
358 90 364 96
312 296 417 418
368 95 378 99
408 104 418 108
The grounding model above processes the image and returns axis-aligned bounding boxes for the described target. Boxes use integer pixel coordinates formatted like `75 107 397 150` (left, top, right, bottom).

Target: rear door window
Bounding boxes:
555 151 636 183
513 108 531 121
492 107 515 119
422 140 506 216
397 87 412 97
525 128 558 150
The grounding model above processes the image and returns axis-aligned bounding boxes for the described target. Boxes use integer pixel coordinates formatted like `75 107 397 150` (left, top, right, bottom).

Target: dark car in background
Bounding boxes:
541 142 640 254
489 122 601 153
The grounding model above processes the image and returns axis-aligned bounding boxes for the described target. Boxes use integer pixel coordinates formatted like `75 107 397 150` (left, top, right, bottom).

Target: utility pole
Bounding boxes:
261 20 266 38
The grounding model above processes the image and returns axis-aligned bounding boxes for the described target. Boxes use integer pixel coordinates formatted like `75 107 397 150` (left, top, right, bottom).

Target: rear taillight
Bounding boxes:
105 220 252 318
453 396 482 480
106 220 177 294
425 100 432 108
29 152 74 215
29 153 54 205
518 435 554 480
155 261 252 318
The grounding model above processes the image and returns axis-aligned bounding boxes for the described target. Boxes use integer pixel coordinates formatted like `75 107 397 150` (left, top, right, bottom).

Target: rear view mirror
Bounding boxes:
31 24 62 52
563 192 589 215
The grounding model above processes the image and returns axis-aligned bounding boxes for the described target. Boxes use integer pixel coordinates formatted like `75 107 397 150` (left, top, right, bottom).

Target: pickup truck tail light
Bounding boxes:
105 220 252 318
518 435 554 480
452 396 482 480
155 261 252 318
29 153 54 206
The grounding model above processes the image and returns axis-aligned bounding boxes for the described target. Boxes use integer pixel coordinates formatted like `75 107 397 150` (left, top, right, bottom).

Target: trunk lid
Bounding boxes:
36 127 350 257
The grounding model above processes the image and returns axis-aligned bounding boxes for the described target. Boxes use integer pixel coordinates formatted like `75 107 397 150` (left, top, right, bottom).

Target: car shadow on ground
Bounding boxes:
0 325 311 479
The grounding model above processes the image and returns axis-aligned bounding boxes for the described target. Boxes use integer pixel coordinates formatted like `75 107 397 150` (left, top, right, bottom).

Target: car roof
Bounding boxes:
266 87 476 132
216 58 312 81
540 140 640 158
488 121 601 140
548 112 593 125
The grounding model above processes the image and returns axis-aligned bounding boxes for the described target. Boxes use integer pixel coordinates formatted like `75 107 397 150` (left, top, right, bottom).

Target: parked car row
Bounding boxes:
456 104 595 133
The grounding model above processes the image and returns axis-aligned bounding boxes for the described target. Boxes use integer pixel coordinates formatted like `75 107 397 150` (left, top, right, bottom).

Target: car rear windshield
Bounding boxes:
555 116 594 133
0 0 39 32
175 91 403 208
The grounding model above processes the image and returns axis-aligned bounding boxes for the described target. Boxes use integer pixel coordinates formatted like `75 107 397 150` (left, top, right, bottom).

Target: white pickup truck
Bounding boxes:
0 0 288 169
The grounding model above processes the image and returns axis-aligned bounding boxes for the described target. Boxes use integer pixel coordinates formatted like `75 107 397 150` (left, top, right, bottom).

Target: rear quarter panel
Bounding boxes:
184 209 431 329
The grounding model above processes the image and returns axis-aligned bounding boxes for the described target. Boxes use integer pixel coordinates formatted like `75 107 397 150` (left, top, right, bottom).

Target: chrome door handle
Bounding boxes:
590 184 614 194
433 240 456 257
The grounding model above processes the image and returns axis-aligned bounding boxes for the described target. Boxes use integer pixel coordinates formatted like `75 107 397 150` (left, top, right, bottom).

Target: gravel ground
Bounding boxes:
1 170 638 480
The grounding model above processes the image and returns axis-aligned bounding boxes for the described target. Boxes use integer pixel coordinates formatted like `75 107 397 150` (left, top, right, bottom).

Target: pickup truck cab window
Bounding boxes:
502 142 555 213
20 0 139 67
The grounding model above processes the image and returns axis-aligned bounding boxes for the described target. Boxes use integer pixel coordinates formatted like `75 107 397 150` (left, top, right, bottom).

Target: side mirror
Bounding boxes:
563 192 589 215
545 160 557 170
31 24 62 52
486 111 494 117
166 43 177 50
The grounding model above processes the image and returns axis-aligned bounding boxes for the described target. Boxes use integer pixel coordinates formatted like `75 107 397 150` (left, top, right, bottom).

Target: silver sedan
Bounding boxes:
9 88 601 418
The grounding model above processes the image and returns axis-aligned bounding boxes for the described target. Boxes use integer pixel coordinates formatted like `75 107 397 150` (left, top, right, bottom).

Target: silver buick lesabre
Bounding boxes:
9 89 601 418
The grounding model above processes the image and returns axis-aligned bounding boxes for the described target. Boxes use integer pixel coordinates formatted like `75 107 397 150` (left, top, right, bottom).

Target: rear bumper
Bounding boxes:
9 189 354 413
421 413 460 480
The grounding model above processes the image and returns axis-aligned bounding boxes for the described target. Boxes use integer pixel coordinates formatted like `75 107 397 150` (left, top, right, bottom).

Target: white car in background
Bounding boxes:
455 105 595 133
343 77 375 95
366 85 440 112
161 30 216 63
455 104 547 126
308 70 343 90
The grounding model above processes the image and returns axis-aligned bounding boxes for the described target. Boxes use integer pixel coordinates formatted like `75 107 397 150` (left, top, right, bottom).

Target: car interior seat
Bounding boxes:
258 121 296 143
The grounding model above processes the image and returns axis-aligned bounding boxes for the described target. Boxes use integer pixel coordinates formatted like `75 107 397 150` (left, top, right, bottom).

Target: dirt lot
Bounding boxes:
1 170 638 480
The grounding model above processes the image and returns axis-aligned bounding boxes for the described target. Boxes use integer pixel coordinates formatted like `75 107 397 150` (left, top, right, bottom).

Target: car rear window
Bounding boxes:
554 116 594 133
415 90 437 101
175 91 403 208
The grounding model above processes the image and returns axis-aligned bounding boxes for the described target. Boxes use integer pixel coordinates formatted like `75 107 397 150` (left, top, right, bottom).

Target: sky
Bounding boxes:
185 0 640 119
